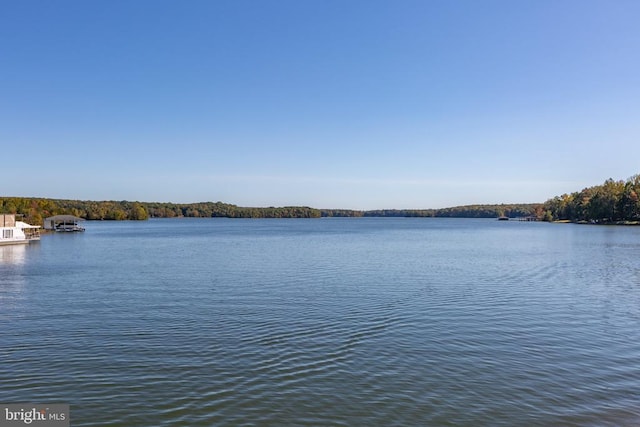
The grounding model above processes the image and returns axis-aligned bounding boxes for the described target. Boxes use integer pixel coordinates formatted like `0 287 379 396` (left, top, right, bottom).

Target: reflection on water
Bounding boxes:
0 244 29 308
0 244 27 265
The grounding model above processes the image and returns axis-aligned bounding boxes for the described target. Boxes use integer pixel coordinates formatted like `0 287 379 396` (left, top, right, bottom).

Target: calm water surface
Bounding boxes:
1 218 639 426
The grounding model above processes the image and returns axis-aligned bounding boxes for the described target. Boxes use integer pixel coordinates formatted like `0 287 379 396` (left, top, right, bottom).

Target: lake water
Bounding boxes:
1 218 639 426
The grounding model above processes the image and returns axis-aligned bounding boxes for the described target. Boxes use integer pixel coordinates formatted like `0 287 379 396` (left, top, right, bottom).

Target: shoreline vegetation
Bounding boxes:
1 175 638 225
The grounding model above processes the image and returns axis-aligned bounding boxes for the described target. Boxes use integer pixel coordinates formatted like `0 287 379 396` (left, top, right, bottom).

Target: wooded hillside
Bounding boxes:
3 174 638 224
0 197 539 224
542 175 640 223
0 198 321 223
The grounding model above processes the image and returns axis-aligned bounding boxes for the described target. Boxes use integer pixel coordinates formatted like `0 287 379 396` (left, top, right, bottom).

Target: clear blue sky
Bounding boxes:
2 0 639 209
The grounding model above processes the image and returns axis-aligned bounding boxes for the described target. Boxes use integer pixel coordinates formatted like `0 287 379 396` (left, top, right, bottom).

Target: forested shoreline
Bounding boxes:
1 174 638 224
0 197 541 224
542 175 640 223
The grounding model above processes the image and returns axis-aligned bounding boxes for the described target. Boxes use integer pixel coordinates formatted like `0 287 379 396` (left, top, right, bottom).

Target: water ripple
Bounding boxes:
2 219 640 426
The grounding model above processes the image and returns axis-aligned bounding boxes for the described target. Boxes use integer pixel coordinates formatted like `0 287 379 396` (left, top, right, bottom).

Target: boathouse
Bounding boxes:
44 215 86 232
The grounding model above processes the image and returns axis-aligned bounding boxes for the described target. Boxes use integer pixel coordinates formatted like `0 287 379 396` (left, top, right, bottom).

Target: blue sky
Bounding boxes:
2 0 639 209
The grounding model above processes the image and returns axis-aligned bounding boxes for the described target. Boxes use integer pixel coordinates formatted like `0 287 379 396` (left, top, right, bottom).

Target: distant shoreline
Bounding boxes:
0 197 541 222
2 174 639 225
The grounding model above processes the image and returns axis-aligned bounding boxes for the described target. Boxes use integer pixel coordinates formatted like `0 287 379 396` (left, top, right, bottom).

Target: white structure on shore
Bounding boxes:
0 214 41 245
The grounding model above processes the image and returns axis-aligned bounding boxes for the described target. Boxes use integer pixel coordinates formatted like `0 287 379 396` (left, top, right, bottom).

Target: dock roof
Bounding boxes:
44 215 85 222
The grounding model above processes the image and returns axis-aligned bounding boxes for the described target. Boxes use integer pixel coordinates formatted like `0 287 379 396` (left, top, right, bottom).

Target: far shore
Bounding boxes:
554 219 640 226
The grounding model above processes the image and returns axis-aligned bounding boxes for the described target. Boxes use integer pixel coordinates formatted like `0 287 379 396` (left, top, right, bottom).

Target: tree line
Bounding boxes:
0 198 150 225
378 204 541 218
2 174 638 224
0 197 541 224
0 198 322 224
542 175 640 223
145 202 321 219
